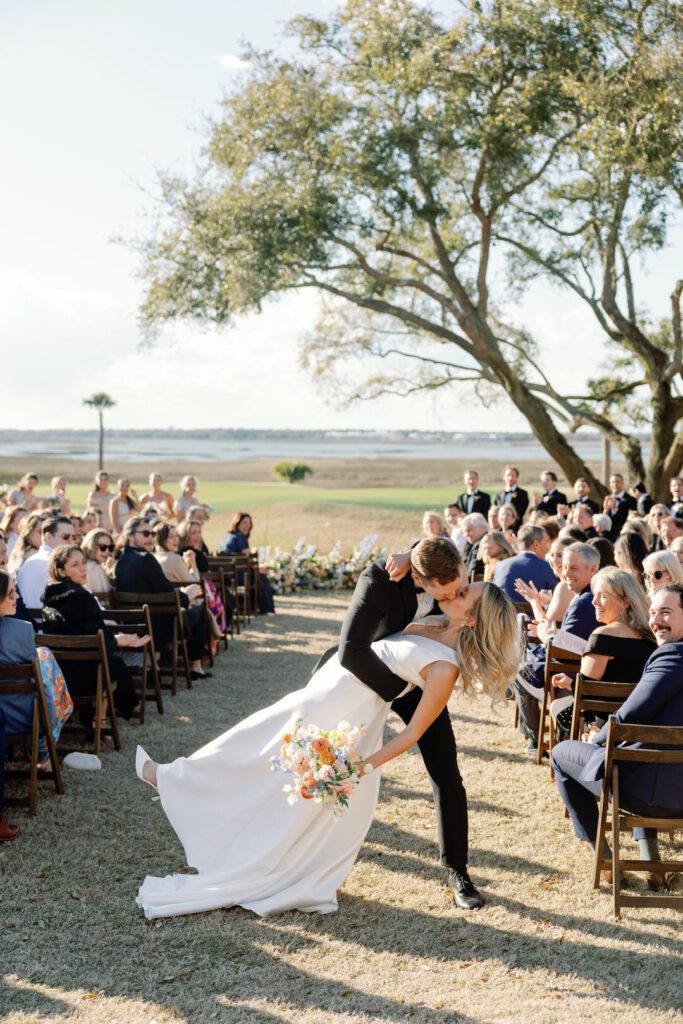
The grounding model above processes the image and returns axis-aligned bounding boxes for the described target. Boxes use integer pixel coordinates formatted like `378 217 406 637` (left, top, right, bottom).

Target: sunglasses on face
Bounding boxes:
98 543 115 553
135 529 153 538
645 570 666 581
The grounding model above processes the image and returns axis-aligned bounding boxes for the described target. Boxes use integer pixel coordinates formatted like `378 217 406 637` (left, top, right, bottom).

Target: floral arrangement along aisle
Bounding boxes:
260 535 387 594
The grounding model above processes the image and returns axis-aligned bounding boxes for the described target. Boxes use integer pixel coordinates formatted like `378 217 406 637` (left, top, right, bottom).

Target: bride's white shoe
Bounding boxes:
135 745 158 792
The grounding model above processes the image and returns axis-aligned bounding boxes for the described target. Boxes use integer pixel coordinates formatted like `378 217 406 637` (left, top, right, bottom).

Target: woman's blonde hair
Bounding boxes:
422 510 445 535
12 511 43 565
642 549 683 588
590 566 653 639
180 475 197 494
622 516 653 550
455 583 520 701
0 505 27 534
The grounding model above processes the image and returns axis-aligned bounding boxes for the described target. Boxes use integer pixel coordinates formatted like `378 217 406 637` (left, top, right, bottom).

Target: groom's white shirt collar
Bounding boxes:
413 592 436 620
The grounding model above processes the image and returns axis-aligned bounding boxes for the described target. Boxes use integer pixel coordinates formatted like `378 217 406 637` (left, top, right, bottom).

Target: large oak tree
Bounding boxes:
138 0 683 498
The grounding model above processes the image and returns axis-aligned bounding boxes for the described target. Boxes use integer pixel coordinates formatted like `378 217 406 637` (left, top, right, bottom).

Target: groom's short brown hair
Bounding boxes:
410 537 462 585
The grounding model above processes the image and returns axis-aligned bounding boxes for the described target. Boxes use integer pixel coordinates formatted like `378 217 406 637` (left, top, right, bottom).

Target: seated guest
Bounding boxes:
569 477 599 515
669 535 683 568
0 569 73 763
669 476 683 517
154 522 200 583
0 707 20 841
642 549 683 595
622 516 653 553
603 472 637 540
533 470 567 516
421 511 448 540
69 516 84 546
498 503 519 537
569 502 597 538
42 547 139 724
114 516 210 678
110 478 139 534
139 473 175 519
515 536 575 631
7 473 40 512
514 543 600 749
86 471 114 531
493 465 529 520
458 513 488 580
443 503 466 554
552 584 683 888
0 506 27 557
587 536 616 568
480 530 515 582
174 476 204 521
7 511 43 576
82 529 115 595
16 515 73 610
49 477 71 517
0 536 6 569
559 525 588 543
81 509 100 534
592 513 613 538
219 512 276 614
487 505 500 531
493 524 556 600
660 515 683 549
631 481 653 517
185 505 209 526
614 531 648 589
455 469 490 517
178 518 231 633
550 567 656 734
647 504 670 550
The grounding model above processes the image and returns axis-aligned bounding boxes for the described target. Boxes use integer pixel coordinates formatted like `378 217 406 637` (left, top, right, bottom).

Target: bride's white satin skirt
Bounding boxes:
136 657 388 919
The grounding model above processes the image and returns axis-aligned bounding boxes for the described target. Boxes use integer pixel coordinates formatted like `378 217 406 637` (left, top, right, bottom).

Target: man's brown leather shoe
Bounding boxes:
0 815 20 841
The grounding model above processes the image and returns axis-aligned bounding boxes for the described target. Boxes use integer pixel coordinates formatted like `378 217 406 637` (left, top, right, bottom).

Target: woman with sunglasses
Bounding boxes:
647 503 670 552
81 529 116 596
642 549 683 595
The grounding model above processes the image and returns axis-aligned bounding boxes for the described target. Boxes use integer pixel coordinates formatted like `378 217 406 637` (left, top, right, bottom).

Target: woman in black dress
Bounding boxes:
551 566 656 735
41 545 144 725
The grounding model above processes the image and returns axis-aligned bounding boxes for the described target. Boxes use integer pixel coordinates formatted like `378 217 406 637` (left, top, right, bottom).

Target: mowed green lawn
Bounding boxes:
63 482 489 551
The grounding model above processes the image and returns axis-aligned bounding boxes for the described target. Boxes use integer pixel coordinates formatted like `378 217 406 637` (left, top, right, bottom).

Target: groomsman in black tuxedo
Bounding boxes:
603 472 637 540
669 476 683 518
455 469 491 518
313 537 483 910
568 477 599 515
493 465 529 521
533 470 567 516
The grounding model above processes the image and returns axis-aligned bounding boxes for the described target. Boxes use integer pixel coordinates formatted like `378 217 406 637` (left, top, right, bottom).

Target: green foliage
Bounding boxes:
273 461 313 484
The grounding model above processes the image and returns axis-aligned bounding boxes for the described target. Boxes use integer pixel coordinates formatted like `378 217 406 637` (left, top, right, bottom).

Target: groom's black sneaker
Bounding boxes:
448 870 484 910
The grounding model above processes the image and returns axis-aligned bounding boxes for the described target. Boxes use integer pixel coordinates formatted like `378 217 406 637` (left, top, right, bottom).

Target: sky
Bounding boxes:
1 0 681 435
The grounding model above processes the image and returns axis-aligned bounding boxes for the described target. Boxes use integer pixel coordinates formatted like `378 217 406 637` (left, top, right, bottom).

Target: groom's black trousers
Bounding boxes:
390 689 468 871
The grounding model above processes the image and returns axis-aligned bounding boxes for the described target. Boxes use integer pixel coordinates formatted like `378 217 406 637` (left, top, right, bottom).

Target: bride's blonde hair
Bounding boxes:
455 583 520 701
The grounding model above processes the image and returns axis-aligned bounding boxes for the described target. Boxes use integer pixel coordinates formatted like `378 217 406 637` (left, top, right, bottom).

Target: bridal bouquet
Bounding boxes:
270 719 366 815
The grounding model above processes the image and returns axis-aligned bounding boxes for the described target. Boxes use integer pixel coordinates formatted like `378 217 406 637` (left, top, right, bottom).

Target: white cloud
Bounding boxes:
216 53 252 72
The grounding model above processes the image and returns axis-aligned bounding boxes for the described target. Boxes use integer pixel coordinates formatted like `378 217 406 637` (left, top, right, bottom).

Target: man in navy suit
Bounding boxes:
493 524 556 599
493 465 529 521
552 584 683 885
455 469 491 518
514 543 599 748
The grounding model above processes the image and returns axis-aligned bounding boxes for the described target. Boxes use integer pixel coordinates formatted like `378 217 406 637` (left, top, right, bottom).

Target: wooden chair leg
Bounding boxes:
138 649 147 726
150 651 163 713
102 669 121 751
612 768 622 918
36 669 64 795
180 636 192 689
593 782 611 889
29 700 39 816
93 673 102 756
536 689 548 765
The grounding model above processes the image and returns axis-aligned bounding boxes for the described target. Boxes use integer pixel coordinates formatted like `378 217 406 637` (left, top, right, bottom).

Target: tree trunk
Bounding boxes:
98 412 104 470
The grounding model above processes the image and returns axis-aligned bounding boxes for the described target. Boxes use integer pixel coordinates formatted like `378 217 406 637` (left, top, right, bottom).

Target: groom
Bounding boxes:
315 537 483 910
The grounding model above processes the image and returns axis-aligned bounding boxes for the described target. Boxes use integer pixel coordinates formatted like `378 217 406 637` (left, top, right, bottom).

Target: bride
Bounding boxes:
135 581 519 919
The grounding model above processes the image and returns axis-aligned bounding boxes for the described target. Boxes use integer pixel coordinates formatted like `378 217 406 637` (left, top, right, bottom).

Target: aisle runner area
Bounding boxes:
1 595 681 1024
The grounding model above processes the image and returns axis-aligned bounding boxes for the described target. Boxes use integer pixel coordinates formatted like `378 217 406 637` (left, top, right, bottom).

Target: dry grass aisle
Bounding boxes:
1 594 682 1024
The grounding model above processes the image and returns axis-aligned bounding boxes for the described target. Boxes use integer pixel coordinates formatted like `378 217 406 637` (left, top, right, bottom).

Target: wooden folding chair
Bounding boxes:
34 631 121 755
103 606 163 724
593 721 683 917
569 675 636 742
537 641 581 769
199 570 232 647
248 553 261 615
209 556 251 626
0 660 64 815
111 591 192 694
91 590 113 609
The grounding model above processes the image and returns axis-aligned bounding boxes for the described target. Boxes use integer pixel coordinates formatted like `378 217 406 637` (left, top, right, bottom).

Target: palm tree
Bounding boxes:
83 392 116 469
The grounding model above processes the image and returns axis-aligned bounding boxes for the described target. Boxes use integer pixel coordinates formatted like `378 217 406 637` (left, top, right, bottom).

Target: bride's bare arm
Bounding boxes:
362 662 458 772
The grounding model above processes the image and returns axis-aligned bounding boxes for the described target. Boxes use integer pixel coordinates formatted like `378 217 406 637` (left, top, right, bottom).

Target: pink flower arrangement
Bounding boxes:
270 719 366 815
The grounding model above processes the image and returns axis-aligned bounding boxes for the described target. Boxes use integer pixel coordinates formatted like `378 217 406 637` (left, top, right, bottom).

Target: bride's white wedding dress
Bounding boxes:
136 633 456 919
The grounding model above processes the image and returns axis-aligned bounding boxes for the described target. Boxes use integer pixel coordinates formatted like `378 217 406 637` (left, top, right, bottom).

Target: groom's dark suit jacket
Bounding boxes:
315 558 469 870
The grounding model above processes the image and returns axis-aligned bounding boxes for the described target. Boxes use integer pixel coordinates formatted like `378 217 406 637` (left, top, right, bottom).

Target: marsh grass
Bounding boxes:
1 594 682 1024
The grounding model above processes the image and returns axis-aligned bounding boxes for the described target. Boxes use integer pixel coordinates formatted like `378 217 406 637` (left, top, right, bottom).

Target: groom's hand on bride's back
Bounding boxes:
385 550 412 582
